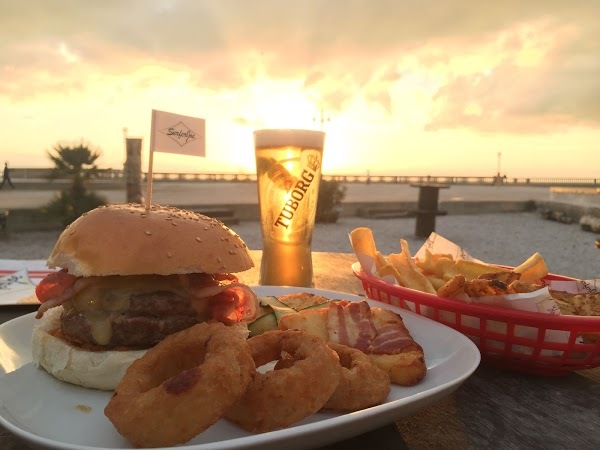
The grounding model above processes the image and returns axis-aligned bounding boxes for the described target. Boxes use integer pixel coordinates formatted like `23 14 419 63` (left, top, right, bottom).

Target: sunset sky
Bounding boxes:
1 1 599 178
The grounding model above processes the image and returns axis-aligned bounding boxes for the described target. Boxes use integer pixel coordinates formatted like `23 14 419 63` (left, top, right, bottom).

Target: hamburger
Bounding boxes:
32 203 256 390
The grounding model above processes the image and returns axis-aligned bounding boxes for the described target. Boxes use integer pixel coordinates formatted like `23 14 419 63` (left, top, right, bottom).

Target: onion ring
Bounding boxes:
275 342 390 411
323 342 390 411
104 322 255 448
225 330 340 433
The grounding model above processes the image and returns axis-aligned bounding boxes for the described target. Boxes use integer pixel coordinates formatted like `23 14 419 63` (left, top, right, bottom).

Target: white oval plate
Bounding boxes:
0 286 480 450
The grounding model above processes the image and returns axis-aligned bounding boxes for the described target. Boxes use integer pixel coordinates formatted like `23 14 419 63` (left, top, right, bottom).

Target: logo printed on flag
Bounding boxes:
151 109 206 157
160 121 201 147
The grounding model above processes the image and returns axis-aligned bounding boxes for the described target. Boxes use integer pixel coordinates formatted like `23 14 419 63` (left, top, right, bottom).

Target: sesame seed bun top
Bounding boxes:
47 203 254 277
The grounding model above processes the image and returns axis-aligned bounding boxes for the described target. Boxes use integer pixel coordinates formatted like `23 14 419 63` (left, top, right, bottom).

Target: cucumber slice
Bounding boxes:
258 296 289 309
248 312 277 337
270 304 297 322
258 296 296 322
302 298 343 310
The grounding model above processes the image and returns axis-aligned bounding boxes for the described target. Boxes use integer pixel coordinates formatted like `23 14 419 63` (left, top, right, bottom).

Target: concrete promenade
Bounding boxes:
1 182 599 281
0 182 553 210
2 211 599 280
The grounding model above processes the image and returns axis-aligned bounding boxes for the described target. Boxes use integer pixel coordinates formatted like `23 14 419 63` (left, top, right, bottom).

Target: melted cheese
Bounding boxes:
69 275 188 346
85 310 116 346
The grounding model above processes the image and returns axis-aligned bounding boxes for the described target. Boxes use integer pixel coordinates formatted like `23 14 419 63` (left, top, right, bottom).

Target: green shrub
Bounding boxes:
316 177 346 223
42 141 108 227
43 190 107 227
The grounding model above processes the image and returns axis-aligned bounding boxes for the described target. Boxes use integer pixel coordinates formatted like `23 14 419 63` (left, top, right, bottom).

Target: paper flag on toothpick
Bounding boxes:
145 109 206 209
151 109 206 157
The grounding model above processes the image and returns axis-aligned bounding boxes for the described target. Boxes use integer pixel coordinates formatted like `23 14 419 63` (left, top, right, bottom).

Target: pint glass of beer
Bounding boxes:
254 129 325 286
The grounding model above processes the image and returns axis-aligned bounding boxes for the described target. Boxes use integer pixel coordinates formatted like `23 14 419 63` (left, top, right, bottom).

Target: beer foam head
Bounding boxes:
254 129 325 149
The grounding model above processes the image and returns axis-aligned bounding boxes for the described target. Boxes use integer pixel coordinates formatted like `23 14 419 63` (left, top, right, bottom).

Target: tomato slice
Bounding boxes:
35 269 77 303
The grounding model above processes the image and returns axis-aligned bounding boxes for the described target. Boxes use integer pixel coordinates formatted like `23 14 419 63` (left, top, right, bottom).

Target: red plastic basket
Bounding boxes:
352 263 600 376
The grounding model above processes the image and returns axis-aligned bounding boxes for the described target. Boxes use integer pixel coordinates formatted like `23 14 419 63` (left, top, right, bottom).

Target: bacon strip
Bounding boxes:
369 324 418 355
35 276 98 318
184 281 245 300
209 284 258 324
325 300 421 356
35 272 257 325
35 269 77 303
327 301 376 352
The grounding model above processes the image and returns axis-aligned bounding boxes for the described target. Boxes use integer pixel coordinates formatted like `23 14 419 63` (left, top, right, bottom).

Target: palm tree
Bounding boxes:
44 142 108 226
48 142 105 196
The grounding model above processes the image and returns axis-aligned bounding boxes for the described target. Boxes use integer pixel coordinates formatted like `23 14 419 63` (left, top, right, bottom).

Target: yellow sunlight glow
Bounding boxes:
0 338 17 373
249 80 317 129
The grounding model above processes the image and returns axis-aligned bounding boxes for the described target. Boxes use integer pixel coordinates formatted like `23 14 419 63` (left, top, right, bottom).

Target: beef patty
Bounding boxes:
60 291 201 348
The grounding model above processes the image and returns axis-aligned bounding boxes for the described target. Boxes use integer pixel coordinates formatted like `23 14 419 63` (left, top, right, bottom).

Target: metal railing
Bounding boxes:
8 168 600 187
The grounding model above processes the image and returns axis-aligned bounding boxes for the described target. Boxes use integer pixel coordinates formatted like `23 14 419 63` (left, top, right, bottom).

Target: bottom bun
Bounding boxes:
32 307 147 391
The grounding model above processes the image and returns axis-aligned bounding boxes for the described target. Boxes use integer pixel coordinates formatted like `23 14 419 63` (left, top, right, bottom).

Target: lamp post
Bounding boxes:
313 107 330 131
494 152 504 185
497 151 502 176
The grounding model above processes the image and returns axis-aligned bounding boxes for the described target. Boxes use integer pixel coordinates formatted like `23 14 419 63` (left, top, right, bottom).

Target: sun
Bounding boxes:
222 79 328 173
247 79 320 129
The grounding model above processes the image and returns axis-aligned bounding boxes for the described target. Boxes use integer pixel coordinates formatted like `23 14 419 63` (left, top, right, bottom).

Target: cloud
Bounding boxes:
1 1 599 130
232 116 256 126
426 16 600 132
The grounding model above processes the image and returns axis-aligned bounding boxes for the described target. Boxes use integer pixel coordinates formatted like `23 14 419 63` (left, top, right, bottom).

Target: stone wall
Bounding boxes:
536 200 600 223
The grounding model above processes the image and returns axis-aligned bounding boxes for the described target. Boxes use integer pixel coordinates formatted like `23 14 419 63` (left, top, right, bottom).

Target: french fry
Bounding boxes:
437 274 466 298
376 264 405 287
514 253 548 284
430 252 454 265
352 226 553 301
398 240 423 273
444 260 509 281
349 227 378 259
416 249 455 278
395 264 438 294
507 280 544 294
463 279 508 297
431 257 455 279
415 248 436 273
350 227 390 272
426 275 447 291
415 248 431 271
387 252 404 269
374 251 389 272
388 240 437 294
478 271 521 284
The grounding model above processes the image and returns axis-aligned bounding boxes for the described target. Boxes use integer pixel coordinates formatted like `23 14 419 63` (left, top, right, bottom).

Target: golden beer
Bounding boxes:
254 129 325 286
